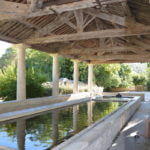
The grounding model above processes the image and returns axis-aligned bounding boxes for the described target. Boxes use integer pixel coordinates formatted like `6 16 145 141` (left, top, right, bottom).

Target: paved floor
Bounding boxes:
110 92 150 150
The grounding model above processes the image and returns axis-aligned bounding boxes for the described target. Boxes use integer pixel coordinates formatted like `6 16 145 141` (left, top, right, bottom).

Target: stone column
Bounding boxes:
73 60 79 93
87 64 94 125
52 54 59 145
52 54 59 96
16 44 26 101
88 64 93 93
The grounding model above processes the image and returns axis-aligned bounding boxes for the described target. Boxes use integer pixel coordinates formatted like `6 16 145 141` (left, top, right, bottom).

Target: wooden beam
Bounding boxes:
58 45 148 55
80 53 150 61
91 59 150 64
24 25 150 44
130 38 150 49
0 0 126 20
74 10 84 32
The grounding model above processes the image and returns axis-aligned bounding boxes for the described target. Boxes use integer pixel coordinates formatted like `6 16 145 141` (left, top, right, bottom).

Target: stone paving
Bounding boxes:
110 92 150 150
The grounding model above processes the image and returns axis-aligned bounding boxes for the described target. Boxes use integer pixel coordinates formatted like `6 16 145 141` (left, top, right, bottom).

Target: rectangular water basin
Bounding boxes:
0 101 126 150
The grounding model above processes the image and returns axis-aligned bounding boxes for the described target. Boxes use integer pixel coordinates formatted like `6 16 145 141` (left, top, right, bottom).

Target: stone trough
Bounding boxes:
53 96 142 150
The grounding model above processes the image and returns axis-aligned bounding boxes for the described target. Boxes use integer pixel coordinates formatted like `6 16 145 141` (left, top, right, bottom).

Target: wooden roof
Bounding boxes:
0 0 150 64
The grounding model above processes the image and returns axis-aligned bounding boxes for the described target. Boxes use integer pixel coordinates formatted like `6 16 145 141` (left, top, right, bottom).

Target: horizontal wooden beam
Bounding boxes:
0 0 126 20
91 59 150 64
24 25 150 44
58 45 148 55
80 53 150 61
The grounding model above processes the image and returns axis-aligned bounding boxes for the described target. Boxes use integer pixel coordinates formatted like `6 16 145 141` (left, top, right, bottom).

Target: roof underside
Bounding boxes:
0 0 150 64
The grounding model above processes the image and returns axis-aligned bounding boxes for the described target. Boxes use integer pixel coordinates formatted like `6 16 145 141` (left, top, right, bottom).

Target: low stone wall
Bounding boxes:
103 92 145 101
53 96 141 150
0 92 90 114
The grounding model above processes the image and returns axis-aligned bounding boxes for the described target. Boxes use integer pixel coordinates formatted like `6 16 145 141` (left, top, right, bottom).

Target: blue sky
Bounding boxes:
0 41 12 57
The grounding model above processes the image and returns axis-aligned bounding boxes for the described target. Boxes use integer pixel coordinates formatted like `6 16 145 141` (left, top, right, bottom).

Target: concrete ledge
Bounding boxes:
0 97 91 122
53 96 141 150
0 92 90 114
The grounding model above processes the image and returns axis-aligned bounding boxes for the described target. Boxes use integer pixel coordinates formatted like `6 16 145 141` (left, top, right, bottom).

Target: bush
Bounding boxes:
132 75 146 86
94 64 121 90
0 65 17 100
147 81 150 91
0 65 48 101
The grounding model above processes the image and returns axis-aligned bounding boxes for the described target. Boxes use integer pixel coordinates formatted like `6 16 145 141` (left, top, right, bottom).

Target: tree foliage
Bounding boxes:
0 47 135 100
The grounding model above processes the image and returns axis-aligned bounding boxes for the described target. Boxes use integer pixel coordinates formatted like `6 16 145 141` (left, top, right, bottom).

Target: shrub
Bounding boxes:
0 65 48 101
0 65 17 100
147 81 150 91
132 75 146 86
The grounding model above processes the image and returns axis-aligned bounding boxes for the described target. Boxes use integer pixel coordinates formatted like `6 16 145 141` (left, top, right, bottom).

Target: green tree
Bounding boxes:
94 64 121 90
0 48 16 69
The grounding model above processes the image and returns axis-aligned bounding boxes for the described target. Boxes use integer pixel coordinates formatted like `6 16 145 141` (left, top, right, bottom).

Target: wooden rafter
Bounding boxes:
32 12 74 37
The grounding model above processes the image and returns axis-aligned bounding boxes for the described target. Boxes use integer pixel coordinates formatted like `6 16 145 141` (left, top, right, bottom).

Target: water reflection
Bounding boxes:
16 119 26 150
0 101 124 149
52 110 59 146
73 105 79 132
87 101 94 125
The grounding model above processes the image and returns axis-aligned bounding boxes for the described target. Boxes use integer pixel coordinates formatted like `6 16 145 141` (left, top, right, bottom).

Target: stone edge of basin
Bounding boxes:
53 96 142 150
0 97 91 123
0 92 90 114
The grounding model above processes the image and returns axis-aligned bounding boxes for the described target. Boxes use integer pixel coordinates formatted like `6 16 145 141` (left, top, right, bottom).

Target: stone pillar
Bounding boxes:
52 54 59 145
16 44 26 101
73 60 79 93
52 54 59 96
88 64 93 93
87 64 94 125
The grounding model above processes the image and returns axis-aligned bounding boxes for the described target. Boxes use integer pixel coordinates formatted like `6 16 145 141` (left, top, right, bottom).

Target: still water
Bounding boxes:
0 101 125 150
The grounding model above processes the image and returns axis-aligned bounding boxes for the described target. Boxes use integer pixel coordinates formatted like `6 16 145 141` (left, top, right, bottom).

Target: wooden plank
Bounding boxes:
24 25 150 44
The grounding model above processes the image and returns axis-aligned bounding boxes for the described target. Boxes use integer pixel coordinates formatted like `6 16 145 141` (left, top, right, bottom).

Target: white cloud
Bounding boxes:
0 41 12 57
